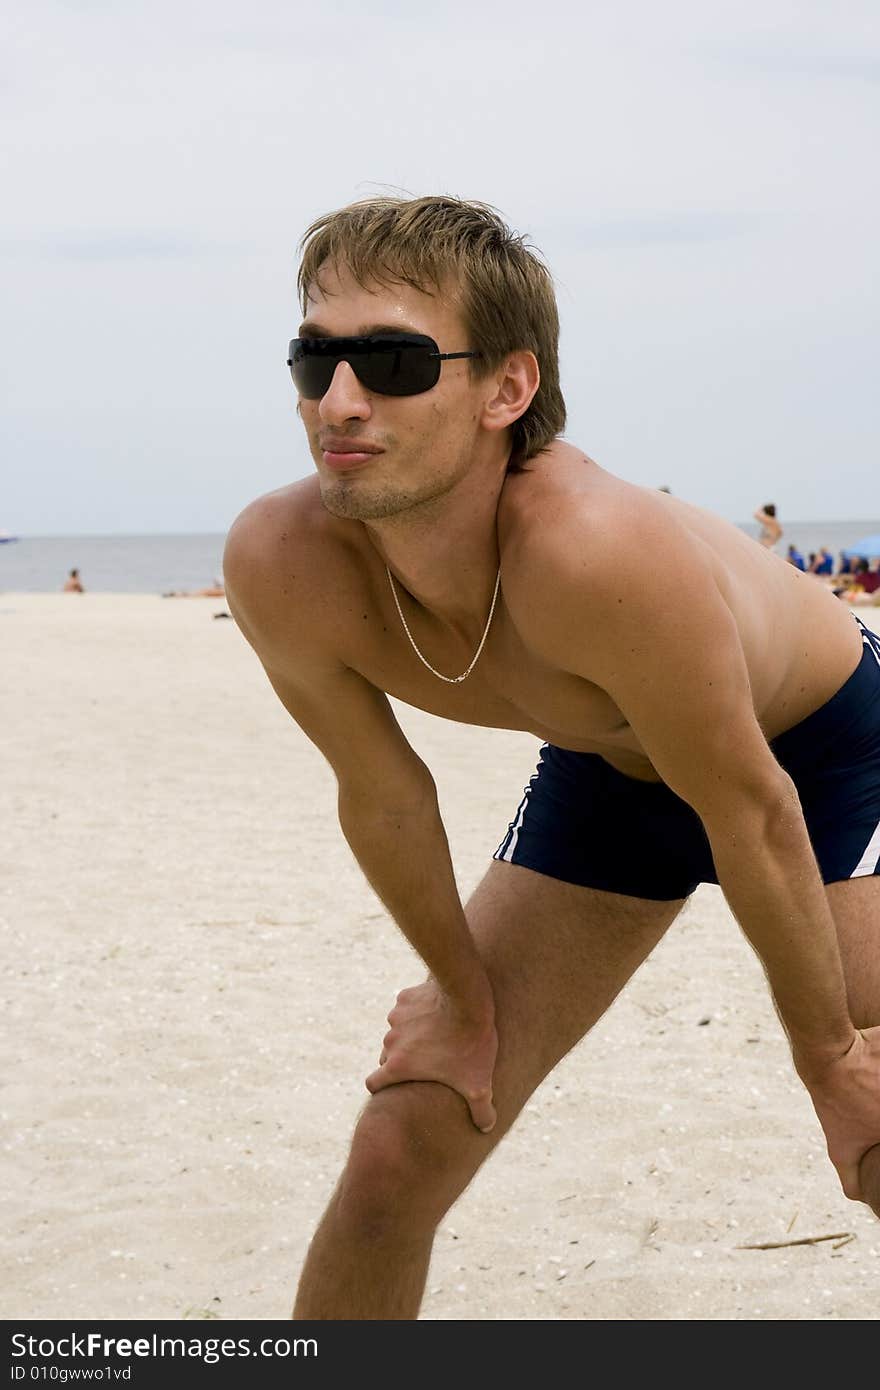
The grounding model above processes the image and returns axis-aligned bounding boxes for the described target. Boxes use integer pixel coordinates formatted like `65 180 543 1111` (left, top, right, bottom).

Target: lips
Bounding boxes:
320 439 384 470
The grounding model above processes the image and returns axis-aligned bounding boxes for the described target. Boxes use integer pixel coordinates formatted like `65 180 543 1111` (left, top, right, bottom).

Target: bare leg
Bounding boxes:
826 875 880 1216
293 863 684 1319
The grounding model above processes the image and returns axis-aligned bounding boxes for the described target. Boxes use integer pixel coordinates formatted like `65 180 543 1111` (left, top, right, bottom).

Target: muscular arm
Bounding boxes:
223 503 496 1128
513 502 880 1196
519 508 854 1061
606 635 852 1068
266 663 488 1006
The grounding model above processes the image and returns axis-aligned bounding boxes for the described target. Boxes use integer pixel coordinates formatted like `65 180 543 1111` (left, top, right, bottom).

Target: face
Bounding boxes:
296 262 494 522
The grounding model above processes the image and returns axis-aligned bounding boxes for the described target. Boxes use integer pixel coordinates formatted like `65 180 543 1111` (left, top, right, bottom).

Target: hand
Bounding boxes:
365 977 498 1132
798 1026 880 1216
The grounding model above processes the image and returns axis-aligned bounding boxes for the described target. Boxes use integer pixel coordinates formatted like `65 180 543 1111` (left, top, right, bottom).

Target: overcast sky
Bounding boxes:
3 0 878 535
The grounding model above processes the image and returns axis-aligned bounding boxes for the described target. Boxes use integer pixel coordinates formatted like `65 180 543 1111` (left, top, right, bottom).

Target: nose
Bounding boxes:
317 360 372 425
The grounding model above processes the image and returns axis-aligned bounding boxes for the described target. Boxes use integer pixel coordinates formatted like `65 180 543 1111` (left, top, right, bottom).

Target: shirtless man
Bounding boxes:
223 195 880 1320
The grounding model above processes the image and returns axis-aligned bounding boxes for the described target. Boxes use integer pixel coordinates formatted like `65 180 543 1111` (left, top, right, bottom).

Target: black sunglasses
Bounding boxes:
287 332 481 399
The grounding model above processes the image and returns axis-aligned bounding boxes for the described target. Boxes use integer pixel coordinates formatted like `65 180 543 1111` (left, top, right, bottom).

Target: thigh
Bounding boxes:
361 860 684 1178
470 862 683 1122
827 875 880 1029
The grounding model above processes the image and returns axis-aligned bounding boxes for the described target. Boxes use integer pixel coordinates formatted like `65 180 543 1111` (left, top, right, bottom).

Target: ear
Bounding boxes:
480 350 540 435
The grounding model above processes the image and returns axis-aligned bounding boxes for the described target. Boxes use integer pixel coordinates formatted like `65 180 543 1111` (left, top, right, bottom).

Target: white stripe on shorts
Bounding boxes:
857 615 880 664
862 629 880 670
850 816 880 878
496 790 530 863
495 745 547 864
850 623 880 874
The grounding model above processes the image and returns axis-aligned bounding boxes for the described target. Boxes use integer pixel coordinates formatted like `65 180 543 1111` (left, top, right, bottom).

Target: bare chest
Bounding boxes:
341 603 654 772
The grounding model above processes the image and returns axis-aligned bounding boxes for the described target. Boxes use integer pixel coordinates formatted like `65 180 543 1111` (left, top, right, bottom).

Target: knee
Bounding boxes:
335 1082 484 1235
858 1144 880 1219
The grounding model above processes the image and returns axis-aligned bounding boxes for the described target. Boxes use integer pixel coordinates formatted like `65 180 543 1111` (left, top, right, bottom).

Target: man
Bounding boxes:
809 547 835 577
786 543 807 572
223 196 880 1320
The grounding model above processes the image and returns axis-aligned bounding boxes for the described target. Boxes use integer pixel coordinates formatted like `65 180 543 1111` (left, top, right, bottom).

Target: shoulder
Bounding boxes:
223 478 365 665
224 477 326 573
501 450 703 602
498 450 723 673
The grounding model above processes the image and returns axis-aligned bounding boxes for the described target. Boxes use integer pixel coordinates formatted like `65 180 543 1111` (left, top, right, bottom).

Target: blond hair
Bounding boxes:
297 195 566 469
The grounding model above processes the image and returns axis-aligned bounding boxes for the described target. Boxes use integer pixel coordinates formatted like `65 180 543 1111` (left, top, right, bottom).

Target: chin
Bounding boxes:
319 479 417 522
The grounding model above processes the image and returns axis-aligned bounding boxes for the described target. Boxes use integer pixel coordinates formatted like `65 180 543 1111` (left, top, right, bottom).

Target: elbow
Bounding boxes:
754 771 808 854
702 767 808 861
337 758 439 827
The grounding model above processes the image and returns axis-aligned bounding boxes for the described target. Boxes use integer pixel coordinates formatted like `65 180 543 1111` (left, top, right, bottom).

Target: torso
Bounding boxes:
250 447 862 783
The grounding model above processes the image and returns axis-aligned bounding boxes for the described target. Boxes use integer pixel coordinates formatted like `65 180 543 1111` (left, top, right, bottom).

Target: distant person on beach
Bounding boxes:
810 548 835 577
836 560 880 606
62 569 84 593
754 502 782 548
161 579 225 598
224 195 880 1320
786 543 807 571
840 553 869 577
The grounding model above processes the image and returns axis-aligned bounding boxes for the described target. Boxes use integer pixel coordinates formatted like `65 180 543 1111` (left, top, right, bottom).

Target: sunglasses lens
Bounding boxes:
360 339 439 395
288 343 334 399
288 336 442 398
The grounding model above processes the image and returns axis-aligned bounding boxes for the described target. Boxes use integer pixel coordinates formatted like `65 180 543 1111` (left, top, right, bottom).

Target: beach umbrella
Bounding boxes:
842 534 880 559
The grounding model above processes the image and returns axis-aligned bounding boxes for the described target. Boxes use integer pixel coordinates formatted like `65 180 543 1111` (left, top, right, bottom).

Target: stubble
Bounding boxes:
317 451 468 525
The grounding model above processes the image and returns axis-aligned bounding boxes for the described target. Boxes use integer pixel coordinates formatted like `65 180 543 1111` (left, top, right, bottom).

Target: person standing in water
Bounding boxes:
754 502 783 549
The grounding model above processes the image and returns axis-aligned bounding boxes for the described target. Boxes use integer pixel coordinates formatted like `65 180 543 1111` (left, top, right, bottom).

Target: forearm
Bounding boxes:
708 782 855 1069
338 780 489 1011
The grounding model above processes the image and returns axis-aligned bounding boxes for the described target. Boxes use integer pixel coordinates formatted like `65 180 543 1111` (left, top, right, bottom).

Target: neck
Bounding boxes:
365 454 507 628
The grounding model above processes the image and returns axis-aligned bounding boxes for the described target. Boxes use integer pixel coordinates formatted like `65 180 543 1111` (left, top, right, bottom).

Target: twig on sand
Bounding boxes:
736 1231 852 1251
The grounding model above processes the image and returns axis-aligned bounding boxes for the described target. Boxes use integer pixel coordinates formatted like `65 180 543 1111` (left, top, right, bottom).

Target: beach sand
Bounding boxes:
3 594 878 1322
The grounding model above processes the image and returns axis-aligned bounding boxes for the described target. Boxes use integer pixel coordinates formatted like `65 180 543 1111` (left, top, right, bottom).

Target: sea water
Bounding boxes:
1 519 878 594
0 533 228 595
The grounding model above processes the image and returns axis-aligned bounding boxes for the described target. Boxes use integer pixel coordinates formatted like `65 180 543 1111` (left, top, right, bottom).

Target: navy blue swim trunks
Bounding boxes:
494 617 880 900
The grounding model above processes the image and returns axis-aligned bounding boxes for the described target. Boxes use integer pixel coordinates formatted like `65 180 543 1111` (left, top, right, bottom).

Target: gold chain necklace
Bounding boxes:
385 565 502 685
